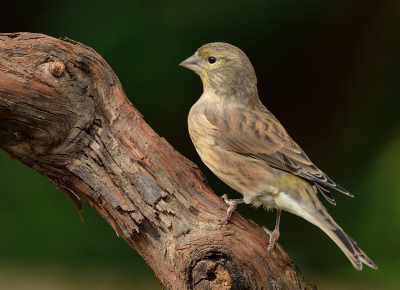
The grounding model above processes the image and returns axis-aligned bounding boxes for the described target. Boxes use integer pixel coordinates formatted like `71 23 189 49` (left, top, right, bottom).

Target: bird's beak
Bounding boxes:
179 54 201 72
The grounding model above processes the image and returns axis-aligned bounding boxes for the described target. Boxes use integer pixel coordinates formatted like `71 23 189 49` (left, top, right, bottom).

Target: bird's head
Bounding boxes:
180 42 258 100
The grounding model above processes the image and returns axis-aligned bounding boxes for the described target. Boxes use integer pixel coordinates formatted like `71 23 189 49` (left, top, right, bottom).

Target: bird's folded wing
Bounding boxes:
204 107 350 201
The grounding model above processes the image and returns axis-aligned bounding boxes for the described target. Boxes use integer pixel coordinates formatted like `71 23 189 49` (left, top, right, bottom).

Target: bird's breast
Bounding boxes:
188 103 279 201
188 103 218 150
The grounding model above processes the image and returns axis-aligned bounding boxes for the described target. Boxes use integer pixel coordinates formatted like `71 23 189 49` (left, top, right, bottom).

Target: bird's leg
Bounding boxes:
265 209 282 256
220 194 244 227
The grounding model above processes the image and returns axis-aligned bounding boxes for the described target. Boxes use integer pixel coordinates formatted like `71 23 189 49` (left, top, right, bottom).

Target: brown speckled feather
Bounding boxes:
204 102 351 204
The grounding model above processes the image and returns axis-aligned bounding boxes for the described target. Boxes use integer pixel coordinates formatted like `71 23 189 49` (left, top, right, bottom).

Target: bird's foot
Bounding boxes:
263 209 282 256
264 227 280 256
220 194 244 227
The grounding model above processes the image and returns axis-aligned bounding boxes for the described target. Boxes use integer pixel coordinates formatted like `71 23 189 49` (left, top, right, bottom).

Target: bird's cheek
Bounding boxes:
210 74 219 83
200 71 210 83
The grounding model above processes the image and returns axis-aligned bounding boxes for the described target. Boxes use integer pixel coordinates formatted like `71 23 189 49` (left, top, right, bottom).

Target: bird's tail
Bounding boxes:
301 200 377 270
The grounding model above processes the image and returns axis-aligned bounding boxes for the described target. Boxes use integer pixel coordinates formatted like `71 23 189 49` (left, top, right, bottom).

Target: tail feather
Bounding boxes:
329 226 377 270
275 188 377 270
309 208 378 270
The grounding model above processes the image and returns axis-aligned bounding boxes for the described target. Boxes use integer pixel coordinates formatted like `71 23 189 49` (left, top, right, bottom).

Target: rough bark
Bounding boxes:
0 32 315 289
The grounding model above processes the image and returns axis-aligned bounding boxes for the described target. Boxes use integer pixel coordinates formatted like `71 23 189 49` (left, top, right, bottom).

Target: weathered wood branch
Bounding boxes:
0 32 315 289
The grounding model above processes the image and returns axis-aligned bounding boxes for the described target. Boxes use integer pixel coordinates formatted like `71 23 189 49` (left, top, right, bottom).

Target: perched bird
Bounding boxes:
180 42 377 270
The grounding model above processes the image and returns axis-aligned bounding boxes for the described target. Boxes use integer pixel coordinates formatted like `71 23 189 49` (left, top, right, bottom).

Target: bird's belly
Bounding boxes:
196 145 279 203
253 194 277 209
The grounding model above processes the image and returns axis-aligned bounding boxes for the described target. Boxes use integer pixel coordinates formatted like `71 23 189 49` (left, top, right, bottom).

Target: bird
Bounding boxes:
179 42 377 270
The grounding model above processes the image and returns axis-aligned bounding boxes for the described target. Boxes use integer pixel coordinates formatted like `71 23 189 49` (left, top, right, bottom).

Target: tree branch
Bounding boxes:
0 32 315 289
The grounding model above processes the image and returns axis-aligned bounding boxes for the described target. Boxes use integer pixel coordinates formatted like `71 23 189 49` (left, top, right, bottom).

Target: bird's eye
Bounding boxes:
208 56 217 64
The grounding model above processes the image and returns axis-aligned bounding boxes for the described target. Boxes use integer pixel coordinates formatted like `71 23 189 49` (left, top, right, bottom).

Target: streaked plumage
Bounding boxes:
180 42 377 270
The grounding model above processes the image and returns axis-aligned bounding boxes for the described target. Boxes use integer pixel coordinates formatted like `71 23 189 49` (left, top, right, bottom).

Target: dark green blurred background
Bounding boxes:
1 1 399 289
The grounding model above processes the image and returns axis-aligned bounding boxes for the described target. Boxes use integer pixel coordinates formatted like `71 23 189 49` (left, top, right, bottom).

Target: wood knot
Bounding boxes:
49 60 65 77
192 260 232 290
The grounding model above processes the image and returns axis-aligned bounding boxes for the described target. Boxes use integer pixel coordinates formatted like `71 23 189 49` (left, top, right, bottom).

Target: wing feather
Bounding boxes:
204 104 352 203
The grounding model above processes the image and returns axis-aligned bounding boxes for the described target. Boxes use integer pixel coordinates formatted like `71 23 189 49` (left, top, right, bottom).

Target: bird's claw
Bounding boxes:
220 194 244 228
264 227 280 256
263 209 282 257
